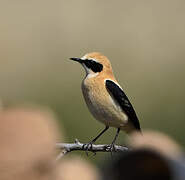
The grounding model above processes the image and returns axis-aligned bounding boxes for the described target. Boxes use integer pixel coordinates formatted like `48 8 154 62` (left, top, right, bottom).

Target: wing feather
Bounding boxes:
105 80 141 131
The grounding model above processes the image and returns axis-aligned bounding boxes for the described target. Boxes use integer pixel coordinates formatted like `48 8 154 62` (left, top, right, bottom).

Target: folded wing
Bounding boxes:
105 80 141 131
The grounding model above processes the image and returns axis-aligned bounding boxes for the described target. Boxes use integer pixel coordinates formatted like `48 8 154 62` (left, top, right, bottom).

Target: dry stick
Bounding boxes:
56 139 129 160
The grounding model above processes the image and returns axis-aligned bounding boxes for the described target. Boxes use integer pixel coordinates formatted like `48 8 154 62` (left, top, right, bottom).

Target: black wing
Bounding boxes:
106 80 141 131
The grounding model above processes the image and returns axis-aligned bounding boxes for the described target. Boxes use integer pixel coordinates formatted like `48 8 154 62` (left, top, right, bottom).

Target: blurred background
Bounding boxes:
0 0 185 164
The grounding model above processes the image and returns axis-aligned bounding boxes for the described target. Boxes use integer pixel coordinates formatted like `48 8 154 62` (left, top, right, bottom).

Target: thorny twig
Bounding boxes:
56 139 129 160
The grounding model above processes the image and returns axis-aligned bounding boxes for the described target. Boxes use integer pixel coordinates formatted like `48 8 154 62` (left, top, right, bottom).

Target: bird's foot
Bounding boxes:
106 143 116 157
82 141 96 156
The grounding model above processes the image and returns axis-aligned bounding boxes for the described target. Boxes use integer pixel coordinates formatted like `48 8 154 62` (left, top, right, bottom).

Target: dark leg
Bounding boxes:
112 128 120 145
83 126 109 155
110 128 120 156
91 126 109 143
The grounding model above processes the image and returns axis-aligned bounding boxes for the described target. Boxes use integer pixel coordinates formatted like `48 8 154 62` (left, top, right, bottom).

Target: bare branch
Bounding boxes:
56 139 129 159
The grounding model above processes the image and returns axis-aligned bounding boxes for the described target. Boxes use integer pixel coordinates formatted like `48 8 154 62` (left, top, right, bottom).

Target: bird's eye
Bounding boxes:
84 59 103 73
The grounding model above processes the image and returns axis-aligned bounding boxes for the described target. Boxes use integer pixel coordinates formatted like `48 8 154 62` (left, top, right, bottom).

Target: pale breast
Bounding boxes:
81 78 128 128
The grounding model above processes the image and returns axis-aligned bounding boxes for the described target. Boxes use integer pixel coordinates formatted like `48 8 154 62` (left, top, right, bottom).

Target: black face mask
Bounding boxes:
83 59 103 73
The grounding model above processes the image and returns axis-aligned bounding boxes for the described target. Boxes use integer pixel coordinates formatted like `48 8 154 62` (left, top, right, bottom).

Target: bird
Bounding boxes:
70 52 141 152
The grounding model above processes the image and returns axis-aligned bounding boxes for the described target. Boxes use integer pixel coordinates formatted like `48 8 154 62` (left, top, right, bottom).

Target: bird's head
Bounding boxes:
70 52 113 78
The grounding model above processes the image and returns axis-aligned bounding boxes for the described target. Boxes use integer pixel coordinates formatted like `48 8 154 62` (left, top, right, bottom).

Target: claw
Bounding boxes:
82 142 93 156
107 143 116 157
109 128 120 157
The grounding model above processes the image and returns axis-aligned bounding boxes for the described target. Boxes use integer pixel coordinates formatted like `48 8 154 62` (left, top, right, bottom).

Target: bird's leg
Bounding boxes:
83 126 109 155
109 128 120 156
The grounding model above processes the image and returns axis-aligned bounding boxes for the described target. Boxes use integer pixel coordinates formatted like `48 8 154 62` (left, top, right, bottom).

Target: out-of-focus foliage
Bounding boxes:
0 0 185 163
0 106 60 180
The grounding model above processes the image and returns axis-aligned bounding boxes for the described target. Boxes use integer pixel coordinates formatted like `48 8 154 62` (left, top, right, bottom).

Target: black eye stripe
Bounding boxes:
83 59 103 73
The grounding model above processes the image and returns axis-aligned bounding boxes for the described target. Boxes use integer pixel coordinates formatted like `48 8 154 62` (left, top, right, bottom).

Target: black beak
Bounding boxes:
70 57 83 63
